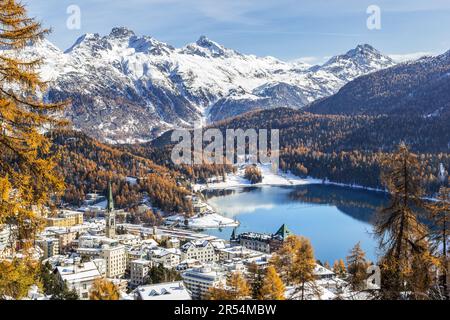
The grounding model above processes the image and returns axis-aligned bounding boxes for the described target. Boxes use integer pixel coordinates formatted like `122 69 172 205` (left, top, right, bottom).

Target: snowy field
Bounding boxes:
165 213 238 229
193 163 322 191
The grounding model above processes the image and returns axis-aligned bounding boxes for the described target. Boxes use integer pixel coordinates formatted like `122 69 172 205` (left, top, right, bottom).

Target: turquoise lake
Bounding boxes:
204 184 390 264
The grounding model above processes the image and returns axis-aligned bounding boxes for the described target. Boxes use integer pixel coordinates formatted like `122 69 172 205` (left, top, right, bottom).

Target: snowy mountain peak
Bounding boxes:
109 26 136 39
320 44 395 80
33 38 62 54
129 35 174 55
180 35 237 58
353 44 379 54
325 44 391 65
64 33 102 53
196 35 220 48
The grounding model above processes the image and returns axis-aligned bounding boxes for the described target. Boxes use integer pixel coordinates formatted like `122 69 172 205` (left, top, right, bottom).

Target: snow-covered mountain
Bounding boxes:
23 27 396 143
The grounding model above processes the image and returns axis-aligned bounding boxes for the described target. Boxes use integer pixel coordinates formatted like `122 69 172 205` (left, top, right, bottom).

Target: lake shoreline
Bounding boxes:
193 163 387 195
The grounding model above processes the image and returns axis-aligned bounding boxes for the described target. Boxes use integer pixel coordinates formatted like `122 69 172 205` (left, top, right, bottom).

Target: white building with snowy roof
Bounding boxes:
56 260 102 300
181 266 226 300
180 240 219 263
148 247 181 269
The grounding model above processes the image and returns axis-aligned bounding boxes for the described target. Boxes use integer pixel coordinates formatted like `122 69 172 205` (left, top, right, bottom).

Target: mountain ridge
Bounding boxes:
16 27 397 143
307 49 450 117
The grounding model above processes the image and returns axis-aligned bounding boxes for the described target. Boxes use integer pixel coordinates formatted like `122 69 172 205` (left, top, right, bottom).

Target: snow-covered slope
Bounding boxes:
19 27 396 143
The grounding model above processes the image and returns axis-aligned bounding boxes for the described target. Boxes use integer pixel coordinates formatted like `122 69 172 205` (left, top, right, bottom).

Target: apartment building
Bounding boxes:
181 267 225 300
101 244 127 278
36 238 60 259
46 210 84 228
130 259 152 287
180 240 218 263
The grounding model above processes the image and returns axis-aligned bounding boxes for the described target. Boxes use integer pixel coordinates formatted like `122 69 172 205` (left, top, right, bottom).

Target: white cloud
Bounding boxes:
388 52 435 63
291 56 322 65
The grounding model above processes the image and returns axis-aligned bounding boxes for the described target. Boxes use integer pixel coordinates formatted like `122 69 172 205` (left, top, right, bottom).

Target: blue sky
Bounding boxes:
24 0 450 63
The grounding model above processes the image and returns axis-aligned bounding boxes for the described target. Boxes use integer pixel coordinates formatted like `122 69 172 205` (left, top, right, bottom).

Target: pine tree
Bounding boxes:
429 186 450 299
89 279 120 300
258 266 285 300
0 0 66 249
375 144 433 299
346 242 369 291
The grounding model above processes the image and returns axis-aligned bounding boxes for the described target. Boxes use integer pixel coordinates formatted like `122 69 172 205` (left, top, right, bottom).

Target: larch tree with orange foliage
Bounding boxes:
270 235 302 284
258 266 285 300
0 0 66 298
375 144 434 299
207 272 251 300
0 0 66 247
89 279 120 300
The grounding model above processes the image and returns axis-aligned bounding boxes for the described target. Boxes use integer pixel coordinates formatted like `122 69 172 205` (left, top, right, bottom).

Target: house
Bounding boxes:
149 247 181 269
56 260 102 300
217 245 267 261
314 264 335 280
167 238 180 249
0 225 11 252
46 227 78 253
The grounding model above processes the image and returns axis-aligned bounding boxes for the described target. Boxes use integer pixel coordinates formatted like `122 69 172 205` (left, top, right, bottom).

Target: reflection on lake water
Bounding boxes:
203 184 390 264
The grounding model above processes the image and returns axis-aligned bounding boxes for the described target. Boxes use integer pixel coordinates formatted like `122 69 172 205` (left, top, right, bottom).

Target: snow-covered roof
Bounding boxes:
150 247 181 257
136 281 191 300
314 264 335 277
56 261 101 283
181 239 211 251
131 259 151 265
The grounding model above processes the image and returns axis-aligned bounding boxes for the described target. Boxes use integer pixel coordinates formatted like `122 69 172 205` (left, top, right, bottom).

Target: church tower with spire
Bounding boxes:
105 181 116 239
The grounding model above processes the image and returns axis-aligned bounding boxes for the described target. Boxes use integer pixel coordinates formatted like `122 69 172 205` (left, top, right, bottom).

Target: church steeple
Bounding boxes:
274 224 292 241
107 181 114 213
230 227 238 243
231 227 236 240
105 181 116 238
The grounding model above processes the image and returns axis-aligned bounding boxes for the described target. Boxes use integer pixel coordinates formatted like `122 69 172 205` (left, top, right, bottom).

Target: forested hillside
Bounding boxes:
213 108 449 193
50 130 193 214
143 107 449 194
